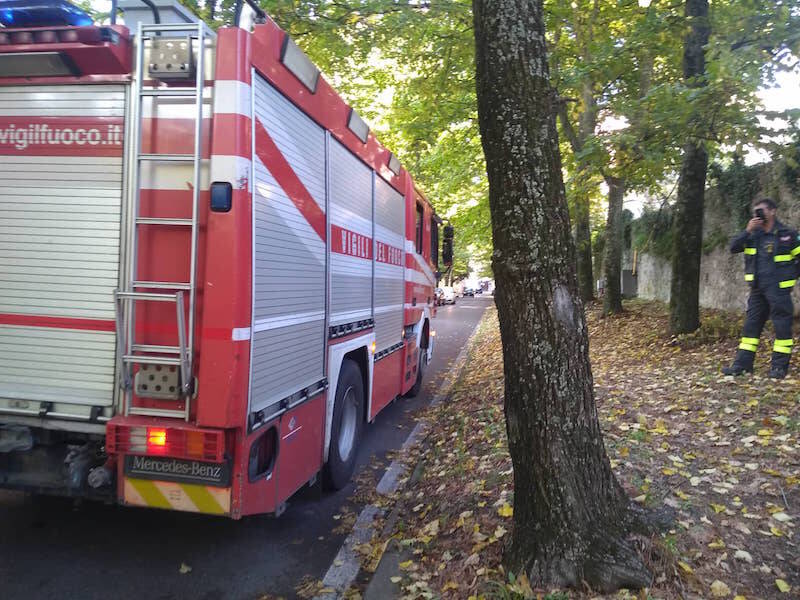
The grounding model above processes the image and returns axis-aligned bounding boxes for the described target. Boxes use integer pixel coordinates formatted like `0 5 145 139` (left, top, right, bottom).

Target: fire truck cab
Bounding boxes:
0 0 446 518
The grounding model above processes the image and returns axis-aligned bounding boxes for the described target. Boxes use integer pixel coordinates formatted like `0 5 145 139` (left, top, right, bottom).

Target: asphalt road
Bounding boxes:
0 295 490 600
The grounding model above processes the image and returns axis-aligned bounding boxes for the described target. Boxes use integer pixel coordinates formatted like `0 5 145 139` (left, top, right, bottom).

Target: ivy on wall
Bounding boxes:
708 156 762 230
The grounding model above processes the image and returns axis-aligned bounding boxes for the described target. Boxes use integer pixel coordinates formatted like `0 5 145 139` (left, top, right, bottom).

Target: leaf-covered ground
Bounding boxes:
352 299 799 600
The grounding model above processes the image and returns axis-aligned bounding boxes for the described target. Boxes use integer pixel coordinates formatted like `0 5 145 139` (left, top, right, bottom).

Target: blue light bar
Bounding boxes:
0 0 93 27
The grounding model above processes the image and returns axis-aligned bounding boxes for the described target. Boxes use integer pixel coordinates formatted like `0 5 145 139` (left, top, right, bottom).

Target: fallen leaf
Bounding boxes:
398 560 415 571
178 563 192 575
497 503 513 518
463 553 480 567
772 512 792 523
734 550 753 563
441 581 459 592
678 561 694 574
390 576 402 584
711 580 731 597
423 519 440 537
775 579 791 593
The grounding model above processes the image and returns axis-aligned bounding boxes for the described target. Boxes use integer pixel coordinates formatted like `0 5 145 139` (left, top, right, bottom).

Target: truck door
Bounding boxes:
0 84 125 422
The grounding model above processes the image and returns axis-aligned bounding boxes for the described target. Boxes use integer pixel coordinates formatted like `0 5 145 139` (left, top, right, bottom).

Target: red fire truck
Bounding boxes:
0 0 451 518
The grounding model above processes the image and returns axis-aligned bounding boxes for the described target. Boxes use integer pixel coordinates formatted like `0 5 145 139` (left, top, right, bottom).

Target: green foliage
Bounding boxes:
780 140 800 193
673 310 743 348
632 206 674 260
702 228 730 255
708 156 762 229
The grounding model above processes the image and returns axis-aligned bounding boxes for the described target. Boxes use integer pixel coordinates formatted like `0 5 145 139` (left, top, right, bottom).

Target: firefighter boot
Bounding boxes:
723 336 759 375
722 361 753 376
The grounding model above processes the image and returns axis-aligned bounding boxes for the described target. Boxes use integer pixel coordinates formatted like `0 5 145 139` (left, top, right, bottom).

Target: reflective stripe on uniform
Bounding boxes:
774 254 793 262
773 341 793 354
745 273 755 282
744 247 757 255
792 245 800 257
123 478 230 515
779 279 796 288
739 342 758 353
741 337 759 346
774 338 793 347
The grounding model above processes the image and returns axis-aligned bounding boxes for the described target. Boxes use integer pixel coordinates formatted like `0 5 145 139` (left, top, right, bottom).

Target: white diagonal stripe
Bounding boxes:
253 311 325 333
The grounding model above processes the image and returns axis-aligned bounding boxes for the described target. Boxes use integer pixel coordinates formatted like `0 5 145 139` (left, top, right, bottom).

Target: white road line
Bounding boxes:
314 313 485 599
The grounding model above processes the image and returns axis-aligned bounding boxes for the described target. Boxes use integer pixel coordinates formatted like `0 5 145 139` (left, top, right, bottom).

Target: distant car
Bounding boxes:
441 286 456 304
463 288 475 297
434 287 444 306
475 287 483 294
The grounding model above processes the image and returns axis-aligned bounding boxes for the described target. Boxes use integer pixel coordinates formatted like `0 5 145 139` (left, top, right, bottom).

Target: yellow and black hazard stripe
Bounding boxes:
123 478 230 515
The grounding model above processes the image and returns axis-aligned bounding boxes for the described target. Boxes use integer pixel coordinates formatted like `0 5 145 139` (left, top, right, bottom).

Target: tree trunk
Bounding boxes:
575 83 598 303
575 187 595 303
559 84 598 304
669 0 710 335
603 177 625 316
472 0 650 592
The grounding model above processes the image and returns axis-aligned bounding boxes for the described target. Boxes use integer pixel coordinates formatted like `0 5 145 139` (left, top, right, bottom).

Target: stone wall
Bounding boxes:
635 158 800 314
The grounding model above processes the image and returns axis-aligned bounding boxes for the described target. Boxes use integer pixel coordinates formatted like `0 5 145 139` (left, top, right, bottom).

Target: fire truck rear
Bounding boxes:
0 0 450 518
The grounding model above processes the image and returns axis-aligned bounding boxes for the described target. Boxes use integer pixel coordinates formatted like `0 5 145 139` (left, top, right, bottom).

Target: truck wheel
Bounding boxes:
405 346 427 398
324 359 364 490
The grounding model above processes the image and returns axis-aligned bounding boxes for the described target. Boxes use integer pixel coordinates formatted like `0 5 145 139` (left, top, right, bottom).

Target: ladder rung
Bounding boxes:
129 407 188 419
136 218 193 226
142 23 203 32
117 291 178 302
140 88 198 97
123 355 182 366
131 344 182 355
133 280 192 290
139 154 194 162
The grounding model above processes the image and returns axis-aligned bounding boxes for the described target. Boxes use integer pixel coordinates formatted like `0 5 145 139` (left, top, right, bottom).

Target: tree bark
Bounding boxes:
472 0 650 591
669 0 710 335
603 177 626 316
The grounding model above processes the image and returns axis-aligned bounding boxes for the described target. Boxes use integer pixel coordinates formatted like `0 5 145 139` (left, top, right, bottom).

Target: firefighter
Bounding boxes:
723 198 800 379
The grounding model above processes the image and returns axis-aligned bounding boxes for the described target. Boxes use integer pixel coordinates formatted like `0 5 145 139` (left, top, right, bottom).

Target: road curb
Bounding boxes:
314 309 489 599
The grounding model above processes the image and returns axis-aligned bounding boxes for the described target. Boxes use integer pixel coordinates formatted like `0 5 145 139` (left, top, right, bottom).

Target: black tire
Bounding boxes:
405 344 427 398
323 359 364 490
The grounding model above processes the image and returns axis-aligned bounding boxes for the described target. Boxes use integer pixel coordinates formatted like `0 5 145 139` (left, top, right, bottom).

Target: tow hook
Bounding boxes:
88 457 116 489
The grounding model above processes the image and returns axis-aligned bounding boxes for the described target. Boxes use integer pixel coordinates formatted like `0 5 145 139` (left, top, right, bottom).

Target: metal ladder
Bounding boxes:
115 21 208 421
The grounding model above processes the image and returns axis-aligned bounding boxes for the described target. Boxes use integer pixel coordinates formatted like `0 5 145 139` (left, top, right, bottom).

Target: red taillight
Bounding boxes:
107 423 226 462
147 427 168 452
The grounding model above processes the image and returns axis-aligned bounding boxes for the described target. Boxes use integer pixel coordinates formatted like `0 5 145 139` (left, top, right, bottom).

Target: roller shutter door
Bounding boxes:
250 74 326 417
0 84 125 420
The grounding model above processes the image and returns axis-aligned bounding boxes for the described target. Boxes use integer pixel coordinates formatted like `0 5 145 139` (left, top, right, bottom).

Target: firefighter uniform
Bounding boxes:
727 220 800 376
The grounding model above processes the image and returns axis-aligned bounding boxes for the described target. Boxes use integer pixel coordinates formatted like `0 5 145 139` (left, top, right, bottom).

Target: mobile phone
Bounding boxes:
755 208 765 220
